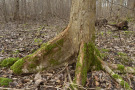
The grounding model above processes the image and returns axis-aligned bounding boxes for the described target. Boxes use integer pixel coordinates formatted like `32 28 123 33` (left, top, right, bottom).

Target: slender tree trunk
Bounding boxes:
2 0 7 23
13 0 19 21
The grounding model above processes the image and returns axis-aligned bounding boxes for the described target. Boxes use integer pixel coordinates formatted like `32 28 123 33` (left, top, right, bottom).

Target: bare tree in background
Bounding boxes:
13 0 19 21
1 0 7 23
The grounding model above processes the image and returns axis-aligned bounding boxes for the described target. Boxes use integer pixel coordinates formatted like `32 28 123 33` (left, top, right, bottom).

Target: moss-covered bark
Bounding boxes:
0 57 19 67
11 38 66 74
74 42 102 87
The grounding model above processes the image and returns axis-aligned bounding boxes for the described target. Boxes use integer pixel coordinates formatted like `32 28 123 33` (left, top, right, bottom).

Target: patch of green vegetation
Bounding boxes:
100 32 104 36
100 53 108 59
117 52 127 56
101 48 110 52
10 59 24 75
117 64 125 71
107 31 112 35
0 77 12 87
34 38 43 45
0 36 3 38
112 74 131 89
41 39 64 55
112 74 122 80
100 49 109 59
113 35 118 38
38 26 44 30
124 31 133 36
109 22 117 24
0 57 19 67
0 50 4 54
23 23 28 26
116 52 132 65
126 17 134 22
13 50 20 55
120 80 131 90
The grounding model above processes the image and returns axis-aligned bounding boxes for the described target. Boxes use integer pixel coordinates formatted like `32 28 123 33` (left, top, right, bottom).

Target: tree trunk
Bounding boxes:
13 0 19 21
2 0 7 23
11 0 97 86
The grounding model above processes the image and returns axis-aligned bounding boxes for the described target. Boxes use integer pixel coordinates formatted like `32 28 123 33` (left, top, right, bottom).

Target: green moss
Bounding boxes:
112 74 131 89
87 42 102 71
29 39 64 70
40 39 64 55
101 49 110 52
107 31 112 34
113 35 118 38
81 43 88 85
34 38 43 45
100 32 104 36
112 74 122 80
76 55 82 70
0 77 12 87
117 64 125 71
10 59 24 75
120 80 131 90
126 17 134 22
0 57 19 67
74 42 102 86
117 52 127 56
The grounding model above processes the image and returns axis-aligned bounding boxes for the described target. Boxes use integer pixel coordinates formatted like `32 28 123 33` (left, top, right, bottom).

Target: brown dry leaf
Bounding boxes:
56 79 61 83
94 75 99 81
95 81 100 86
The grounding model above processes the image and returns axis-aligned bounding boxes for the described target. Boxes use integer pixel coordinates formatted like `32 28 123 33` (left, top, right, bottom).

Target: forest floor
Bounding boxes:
0 19 134 90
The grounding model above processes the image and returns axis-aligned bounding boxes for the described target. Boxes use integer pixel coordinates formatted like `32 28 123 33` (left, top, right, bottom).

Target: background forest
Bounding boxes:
0 0 135 23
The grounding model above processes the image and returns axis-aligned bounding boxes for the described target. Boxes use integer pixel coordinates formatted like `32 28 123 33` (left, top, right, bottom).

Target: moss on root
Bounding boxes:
120 80 131 90
74 42 102 87
10 59 24 75
87 42 102 71
112 74 122 80
39 39 64 55
0 77 12 87
11 39 64 74
112 74 131 90
0 57 19 67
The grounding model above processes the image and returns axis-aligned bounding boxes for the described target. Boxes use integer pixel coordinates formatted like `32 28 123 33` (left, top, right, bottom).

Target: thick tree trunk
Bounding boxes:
11 1 97 87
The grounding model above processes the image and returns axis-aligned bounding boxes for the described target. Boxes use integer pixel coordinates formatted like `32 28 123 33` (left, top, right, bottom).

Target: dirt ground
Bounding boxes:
0 19 134 90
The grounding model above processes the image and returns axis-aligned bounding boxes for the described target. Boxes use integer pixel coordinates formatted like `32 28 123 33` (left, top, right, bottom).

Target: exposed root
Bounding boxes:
11 25 73 75
108 63 135 74
74 42 85 85
97 56 132 90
